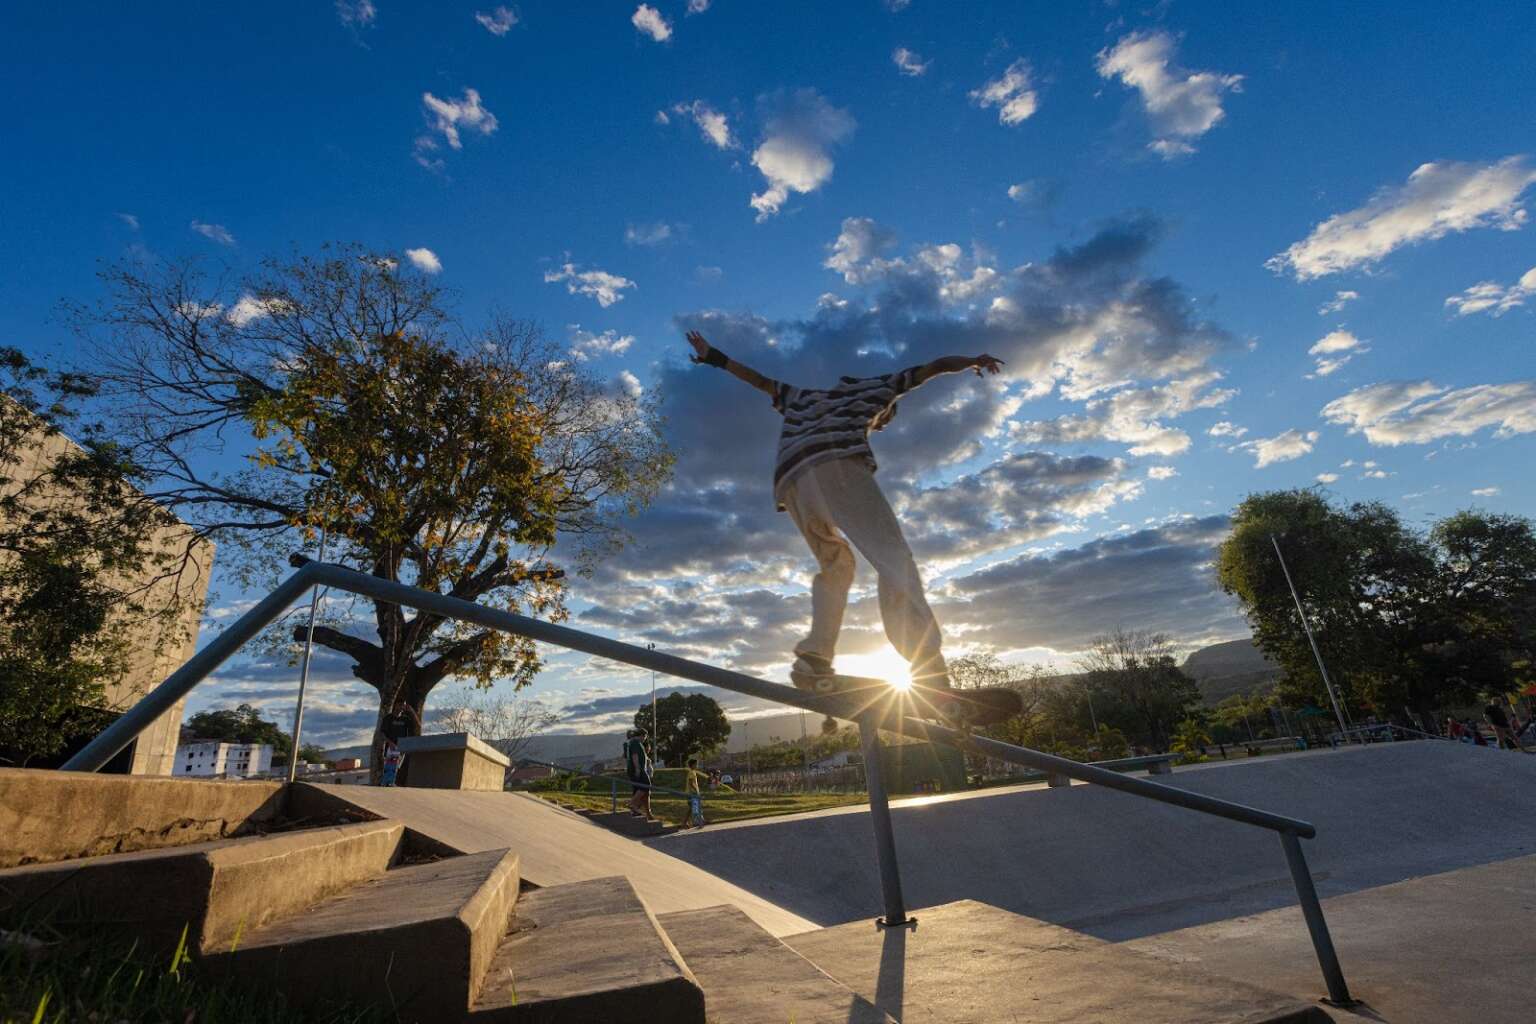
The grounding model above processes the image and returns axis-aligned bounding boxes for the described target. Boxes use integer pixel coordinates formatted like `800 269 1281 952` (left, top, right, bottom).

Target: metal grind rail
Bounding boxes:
63 557 1356 1007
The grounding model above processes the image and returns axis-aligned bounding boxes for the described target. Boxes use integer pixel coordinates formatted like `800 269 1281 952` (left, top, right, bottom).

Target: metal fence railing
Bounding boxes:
62 557 1357 1007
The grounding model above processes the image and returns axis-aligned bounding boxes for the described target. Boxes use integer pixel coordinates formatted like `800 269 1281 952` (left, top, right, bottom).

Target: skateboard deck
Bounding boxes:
793 673 1023 728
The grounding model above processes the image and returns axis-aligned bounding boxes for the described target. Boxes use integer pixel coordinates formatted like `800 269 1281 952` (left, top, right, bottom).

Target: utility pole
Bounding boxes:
288 522 327 783
1271 534 1352 742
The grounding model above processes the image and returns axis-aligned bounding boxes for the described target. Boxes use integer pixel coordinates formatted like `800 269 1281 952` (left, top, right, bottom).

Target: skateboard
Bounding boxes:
792 673 1023 728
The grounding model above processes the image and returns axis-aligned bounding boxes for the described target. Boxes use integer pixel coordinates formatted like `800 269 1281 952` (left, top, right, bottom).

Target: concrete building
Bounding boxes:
175 741 273 779
0 403 213 775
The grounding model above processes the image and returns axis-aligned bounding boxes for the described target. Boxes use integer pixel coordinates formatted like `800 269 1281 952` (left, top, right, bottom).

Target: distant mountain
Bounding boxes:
1181 638 1280 704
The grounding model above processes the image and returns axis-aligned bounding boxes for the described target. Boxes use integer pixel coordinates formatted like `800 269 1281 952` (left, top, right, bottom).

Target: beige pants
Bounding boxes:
781 457 946 681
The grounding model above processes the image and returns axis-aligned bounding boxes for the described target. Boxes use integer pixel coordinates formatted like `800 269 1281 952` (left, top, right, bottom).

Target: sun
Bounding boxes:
837 645 912 690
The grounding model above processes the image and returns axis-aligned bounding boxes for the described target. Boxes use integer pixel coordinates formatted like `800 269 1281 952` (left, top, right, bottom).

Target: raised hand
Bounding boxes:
973 354 1004 377
686 330 711 363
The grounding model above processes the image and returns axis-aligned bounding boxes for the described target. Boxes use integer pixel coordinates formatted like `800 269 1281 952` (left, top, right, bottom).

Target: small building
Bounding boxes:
174 741 272 779
507 764 555 785
333 757 363 771
810 750 860 772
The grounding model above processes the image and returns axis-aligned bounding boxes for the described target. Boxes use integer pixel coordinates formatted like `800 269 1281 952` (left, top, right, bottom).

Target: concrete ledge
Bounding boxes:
0 768 285 868
0 819 404 954
208 848 521 1018
660 905 894 1023
399 733 509 792
470 876 705 1023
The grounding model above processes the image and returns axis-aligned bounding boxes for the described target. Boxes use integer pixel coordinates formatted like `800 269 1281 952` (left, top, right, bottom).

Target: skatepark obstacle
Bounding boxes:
62 556 1356 1006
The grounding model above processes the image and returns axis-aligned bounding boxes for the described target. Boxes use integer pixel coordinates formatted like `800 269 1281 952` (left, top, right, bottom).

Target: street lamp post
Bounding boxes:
1271 534 1352 741
647 643 657 768
288 522 327 783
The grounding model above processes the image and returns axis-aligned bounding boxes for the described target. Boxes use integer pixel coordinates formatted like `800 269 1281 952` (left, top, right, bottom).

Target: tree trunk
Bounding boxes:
367 692 427 785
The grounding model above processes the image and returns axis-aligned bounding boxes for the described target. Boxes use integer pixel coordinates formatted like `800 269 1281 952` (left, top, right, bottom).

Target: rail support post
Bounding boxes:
1280 831 1356 1007
859 716 913 928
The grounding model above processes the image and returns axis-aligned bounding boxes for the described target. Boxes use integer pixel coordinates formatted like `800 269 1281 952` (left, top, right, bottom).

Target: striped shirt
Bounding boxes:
769 367 921 507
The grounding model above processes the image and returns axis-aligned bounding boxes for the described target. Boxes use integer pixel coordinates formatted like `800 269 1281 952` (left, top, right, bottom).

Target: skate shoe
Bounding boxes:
790 652 838 693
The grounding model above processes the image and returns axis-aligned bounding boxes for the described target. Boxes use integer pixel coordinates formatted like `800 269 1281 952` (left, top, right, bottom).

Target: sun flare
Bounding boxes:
837 645 912 689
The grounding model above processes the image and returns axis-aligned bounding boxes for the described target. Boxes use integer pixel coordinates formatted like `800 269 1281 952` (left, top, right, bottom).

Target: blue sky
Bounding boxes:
5 1 1535 744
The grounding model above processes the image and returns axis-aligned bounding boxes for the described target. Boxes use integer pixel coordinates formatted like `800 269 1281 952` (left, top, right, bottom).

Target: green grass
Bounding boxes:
538 789 868 825
0 922 385 1024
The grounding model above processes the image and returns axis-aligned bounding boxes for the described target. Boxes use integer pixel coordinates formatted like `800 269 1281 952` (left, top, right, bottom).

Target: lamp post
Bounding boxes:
288 522 328 783
1271 534 1351 742
647 642 657 768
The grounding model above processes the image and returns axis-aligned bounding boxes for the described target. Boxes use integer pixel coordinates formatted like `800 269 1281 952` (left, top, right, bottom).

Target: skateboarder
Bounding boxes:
685 330 1010 723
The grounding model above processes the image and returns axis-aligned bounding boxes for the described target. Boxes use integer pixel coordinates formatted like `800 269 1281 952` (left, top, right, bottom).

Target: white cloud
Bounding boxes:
884 0 912 9
624 222 673 247
190 220 235 246
226 294 279 327
116 212 139 230
1268 156 1536 280
569 327 636 362
1239 428 1318 467
824 217 898 284
1445 266 1536 316
1147 466 1178 480
1014 373 1237 457
1321 379 1536 445
632 4 671 42
1307 329 1368 377
668 100 736 150
1206 420 1247 439
335 0 376 27
1006 180 1061 209
749 89 855 221
415 88 497 166
544 261 637 307
1316 472 1339 484
1472 486 1501 497
403 247 442 274
687 0 711 13
893 47 930 76
618 370 643 398
1317 290 1359 315
1095 31 1242 158
474 6 518 35
969 59 1038 126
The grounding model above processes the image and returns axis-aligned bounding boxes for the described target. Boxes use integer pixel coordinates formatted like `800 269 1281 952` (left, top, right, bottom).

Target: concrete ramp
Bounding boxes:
296 783 813 937
648 742 1536 938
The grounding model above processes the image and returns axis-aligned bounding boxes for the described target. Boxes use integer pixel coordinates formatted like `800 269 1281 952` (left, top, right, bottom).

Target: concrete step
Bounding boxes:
470 875 704 1023
587 811 677 838
659 905 894 1024
0 818 405 954
206 847 520 1020
784 899 1334 1024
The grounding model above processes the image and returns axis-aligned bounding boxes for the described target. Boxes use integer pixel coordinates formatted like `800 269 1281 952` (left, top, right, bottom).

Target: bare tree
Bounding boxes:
430 691 561 781
1077 628 1201 751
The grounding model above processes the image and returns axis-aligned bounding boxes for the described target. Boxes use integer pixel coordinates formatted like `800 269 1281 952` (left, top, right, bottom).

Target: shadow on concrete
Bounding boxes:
648 742 1536 940
873 923 906 1023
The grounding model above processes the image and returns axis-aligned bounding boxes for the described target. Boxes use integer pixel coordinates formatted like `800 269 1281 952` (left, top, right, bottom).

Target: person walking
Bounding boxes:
682 757 706 828
1485 700 1527 752
624 729 652 815
683 329 1010 722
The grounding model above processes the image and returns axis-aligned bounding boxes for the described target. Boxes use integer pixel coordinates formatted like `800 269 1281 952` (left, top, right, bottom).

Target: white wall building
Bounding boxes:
175 741 273 779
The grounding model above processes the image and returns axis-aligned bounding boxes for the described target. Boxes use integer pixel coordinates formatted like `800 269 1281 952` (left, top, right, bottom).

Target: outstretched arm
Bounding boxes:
686 330 778 399
911 353 1004 386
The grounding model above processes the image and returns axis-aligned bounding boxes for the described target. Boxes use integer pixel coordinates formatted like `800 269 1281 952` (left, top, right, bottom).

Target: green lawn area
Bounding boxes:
536 789 868 825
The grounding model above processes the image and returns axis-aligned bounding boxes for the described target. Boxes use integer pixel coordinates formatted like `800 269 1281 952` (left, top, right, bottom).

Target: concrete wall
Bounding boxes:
0 768 285 868
0 417 213 775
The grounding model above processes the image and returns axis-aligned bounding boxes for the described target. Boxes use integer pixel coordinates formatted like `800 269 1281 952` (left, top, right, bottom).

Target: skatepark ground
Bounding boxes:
636 740 1535 1023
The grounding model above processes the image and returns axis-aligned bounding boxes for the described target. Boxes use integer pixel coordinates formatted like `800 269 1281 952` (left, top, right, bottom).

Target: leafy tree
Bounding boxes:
1170 717 1212 764
1078 629 1201 751
70 248 672 778
186 703 292 755
0 350 193 765
634 692 731 768
1218 490 1535 723
297 743 330 765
